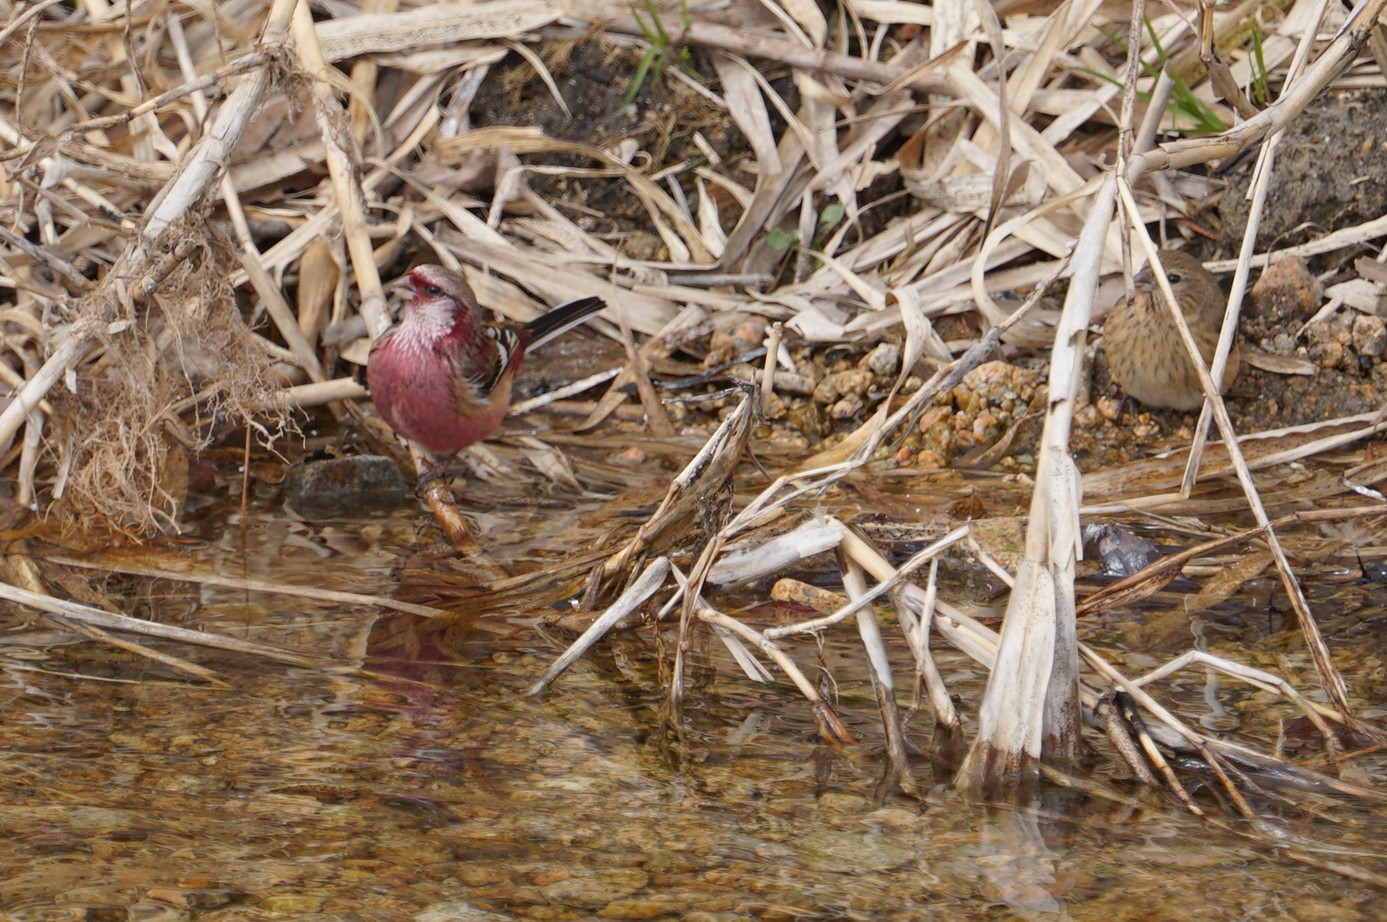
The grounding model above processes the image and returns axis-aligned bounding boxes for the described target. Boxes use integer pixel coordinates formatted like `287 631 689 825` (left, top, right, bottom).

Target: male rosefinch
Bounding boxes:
367 264 605 460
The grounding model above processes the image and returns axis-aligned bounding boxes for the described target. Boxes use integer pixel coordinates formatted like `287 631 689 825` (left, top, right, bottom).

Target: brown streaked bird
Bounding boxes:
1103 249 1240 411
366 265 606 465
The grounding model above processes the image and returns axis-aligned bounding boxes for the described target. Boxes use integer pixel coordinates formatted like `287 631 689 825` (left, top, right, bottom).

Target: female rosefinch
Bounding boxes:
1104 249 1240 410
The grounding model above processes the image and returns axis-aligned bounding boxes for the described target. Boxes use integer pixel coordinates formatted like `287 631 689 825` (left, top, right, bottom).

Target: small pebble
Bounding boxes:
862 341 901 376
1248 253 1320 339
1352 313 1386 356
771 371 819 396
1249 254 1321 325
916 449 946 469
609 446 646 468
828 368 873 398
830 393 864 419
705 313 765 366
1304 320 1352 369
1095 395 1123 422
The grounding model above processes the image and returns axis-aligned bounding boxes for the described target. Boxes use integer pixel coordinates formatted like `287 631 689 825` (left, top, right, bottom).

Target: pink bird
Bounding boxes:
367 264 605 465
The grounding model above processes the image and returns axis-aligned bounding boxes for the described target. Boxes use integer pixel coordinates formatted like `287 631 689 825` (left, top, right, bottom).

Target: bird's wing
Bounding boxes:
446 326 519 408
484 325 522 391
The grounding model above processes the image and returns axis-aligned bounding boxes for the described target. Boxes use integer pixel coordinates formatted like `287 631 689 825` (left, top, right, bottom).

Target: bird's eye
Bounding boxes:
1166 271 1184 284
424 284 443 297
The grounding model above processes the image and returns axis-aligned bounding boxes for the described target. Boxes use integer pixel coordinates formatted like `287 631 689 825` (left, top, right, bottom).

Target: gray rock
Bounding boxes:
284 455 409 519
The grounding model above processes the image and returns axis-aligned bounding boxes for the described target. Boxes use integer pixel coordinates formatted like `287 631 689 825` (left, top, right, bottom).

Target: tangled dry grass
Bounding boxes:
4 0 1387 830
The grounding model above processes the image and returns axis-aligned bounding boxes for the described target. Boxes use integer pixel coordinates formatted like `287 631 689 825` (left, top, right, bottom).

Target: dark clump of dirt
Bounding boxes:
468 39 763 258
1219 88 1387 256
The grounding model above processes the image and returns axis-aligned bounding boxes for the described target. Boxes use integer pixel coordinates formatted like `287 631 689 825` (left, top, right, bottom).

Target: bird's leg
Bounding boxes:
1115 393 1135 427
415 453 459 495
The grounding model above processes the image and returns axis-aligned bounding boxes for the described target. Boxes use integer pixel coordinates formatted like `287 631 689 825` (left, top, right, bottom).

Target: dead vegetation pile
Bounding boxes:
3 0 1387 844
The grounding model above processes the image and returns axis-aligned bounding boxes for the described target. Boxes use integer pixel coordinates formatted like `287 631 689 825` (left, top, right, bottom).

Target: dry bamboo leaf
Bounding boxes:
813 250 886 311
315 0 561 61
462 268 569 324
296 237 339 349
501 37 571 118
907 170 1037 213
1242 345 1317 376
931 0 981 53
694 177 729 258
780 299 852 342
1325 278 1381 313
708 516 846 586
710 53 782 177
516 435 584 491
846 0 934 25
776 0 828 45
890 287 954 374
948 61 1086 198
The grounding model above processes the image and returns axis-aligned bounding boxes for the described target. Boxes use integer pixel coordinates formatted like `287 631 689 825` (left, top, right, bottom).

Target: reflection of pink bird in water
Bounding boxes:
367 264 606 460
1104 250 1240 410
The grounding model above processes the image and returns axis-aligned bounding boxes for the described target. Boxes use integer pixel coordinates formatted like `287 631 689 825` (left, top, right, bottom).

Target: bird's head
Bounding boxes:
1135 250 1204 293
395 264 480 342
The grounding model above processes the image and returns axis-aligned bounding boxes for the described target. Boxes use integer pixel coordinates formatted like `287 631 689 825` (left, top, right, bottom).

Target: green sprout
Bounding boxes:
1250 22 1269 107
766 228 797 252
819 202 845 232
764 203 847 261
624 0 692 105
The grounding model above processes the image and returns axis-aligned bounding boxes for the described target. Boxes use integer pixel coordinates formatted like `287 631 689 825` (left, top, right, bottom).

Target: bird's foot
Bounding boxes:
414 462 456 497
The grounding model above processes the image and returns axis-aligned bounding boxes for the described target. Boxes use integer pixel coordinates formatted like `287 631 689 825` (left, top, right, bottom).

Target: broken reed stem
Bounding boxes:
896 557 960 733
763 524 968 639
759 321 782 414
697 607 855 746
526 556 670 696
290 0 386 336
9 545 225 685
840 551 914 790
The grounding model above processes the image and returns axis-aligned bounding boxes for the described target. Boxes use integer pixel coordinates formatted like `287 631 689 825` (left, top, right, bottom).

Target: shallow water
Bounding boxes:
3 493 1386 921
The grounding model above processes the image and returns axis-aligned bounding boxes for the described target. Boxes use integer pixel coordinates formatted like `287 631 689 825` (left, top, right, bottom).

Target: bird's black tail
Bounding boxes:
523 296 607 350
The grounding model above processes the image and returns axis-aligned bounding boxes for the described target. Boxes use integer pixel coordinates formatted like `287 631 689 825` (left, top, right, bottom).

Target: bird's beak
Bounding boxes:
387 273 413 303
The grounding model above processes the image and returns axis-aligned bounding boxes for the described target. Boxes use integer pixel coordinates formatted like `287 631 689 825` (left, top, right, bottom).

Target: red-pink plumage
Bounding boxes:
367 264 605 457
